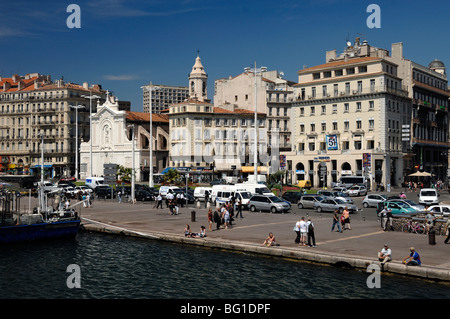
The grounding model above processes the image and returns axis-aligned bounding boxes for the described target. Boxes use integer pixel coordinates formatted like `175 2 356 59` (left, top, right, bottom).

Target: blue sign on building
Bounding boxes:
326 135 338 150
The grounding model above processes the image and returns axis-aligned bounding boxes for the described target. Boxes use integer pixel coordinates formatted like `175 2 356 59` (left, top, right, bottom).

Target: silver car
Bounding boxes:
313 198 358 213
248 195 290 213
297 195 324 209
317 190 354 204
362 194 388 208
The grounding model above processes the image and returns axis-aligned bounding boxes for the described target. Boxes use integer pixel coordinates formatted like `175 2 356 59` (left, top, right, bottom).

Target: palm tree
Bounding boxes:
116 165 132 184
163 168 180 184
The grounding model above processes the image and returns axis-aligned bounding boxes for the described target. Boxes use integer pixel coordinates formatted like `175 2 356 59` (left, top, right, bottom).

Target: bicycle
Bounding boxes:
401 221 425 234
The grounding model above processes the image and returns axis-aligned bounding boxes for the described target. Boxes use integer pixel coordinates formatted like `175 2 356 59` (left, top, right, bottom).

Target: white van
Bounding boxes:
211 185 252 208
418 188 439 205
159 186 180 198
235 183 273 196
193 187 212 202
85 177 104 190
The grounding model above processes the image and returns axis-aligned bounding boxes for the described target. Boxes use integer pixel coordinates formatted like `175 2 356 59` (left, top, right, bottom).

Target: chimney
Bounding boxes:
391 42 403 60
326 50 337 62
83 82 89 90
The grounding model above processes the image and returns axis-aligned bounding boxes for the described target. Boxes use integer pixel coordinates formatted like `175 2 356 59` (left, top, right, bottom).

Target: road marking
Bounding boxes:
318 231 385 245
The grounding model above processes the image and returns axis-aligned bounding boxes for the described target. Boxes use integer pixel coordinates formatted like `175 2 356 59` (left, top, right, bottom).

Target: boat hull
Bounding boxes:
0 220 81 244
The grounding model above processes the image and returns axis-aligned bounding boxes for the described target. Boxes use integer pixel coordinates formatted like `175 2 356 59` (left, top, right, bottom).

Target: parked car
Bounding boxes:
377 201 417 215
313 198 358 213
332 187 349 195
317 190 354 204
282 191 303 204
297 195 324 209
386 199 424 211
348 185 367 196
135 190 153 201
95 185 114 199
418 188 439 206
248 195 290 213
426 205 450 217
362 194 388 208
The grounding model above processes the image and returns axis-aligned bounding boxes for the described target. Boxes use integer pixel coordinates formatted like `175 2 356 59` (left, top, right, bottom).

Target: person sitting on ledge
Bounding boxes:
191 226 207 238
378 244 392 266
262 232 279 247
402 247 421 266
184 224 191 237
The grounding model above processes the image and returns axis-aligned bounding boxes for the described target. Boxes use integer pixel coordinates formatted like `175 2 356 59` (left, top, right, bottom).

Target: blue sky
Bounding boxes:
1 0 449 111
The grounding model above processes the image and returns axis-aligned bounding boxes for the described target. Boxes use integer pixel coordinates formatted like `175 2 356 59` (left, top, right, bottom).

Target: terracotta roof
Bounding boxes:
126 111 169 123
213 107 266 116
298 57 383 73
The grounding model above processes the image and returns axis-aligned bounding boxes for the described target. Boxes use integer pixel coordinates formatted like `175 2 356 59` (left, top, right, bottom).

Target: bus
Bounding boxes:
333 176 367 188
0 175 38 189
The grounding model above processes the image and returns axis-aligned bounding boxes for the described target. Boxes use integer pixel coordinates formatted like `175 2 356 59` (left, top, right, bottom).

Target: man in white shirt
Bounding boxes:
378 244 392 266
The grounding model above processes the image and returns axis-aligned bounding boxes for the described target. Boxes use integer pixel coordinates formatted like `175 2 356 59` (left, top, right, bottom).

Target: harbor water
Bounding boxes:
0 232 449 299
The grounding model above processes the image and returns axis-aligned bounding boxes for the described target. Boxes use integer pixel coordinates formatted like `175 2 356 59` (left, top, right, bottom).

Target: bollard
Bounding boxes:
191 210 196 222
428 229 436 245
196 201 200 209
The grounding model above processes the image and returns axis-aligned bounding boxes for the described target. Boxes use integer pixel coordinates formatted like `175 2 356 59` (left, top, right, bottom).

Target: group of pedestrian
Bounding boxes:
330 207 351 232
161 190 184 215
293 216 316 247
82 193 92 208
209 202 237 230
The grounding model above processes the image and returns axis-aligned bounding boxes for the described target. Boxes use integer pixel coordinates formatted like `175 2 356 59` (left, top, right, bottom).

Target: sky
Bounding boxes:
0 0 449 111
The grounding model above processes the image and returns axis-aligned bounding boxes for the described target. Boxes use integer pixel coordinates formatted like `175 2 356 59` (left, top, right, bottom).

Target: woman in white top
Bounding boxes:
299 217 308 246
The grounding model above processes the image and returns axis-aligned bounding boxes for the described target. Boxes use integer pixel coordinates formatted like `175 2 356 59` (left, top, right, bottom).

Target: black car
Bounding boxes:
135 190 153 201
282 191 303 204
136 185 159 197
95 186 114 199
210 179 225 186
116 186 131 196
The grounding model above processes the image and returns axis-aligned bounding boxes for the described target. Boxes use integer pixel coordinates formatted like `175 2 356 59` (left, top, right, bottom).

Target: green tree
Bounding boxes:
163 168 180 184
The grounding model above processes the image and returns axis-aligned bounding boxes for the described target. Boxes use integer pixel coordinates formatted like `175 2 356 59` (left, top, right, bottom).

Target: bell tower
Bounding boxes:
188 52 209 102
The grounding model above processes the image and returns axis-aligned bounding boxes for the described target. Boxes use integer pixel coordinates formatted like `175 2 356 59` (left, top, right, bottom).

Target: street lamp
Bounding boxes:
69 104 85 180
244 63 267 180
127 124 136 203
141 83 160 188
81 92 101 177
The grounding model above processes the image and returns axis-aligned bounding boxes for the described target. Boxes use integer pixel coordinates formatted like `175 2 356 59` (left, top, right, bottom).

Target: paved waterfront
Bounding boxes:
72 190 450 281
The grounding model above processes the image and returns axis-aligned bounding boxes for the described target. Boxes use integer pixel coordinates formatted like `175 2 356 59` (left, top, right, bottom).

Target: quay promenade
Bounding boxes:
77 197 450 282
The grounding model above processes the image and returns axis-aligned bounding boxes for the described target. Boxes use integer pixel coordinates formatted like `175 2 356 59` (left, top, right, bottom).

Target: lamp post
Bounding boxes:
69 104 85 180
141 83 160 188
81 92 101 177
244 63 267 180
38 132 45 217
127 124 136 203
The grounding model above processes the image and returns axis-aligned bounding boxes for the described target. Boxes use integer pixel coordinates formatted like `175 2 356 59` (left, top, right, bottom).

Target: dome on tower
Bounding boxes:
191 55 206 75
428 59 445 69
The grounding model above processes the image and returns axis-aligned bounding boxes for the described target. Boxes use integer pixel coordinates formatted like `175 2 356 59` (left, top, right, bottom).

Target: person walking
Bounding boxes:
331 209 342 232
156 194 163 209
306 217 316 247
342 207 351 230
235 197 243 218
117 191 122 203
